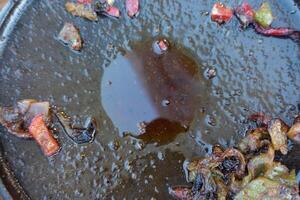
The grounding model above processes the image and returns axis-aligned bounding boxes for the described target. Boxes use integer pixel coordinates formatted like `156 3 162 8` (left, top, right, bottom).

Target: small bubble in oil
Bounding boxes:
161 99 170 107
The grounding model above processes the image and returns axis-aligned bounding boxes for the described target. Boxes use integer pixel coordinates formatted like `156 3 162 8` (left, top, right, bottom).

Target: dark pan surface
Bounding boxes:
0 0 300 199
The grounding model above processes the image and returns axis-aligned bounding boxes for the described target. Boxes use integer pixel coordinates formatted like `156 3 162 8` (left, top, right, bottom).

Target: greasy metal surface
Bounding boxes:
0 0 299 199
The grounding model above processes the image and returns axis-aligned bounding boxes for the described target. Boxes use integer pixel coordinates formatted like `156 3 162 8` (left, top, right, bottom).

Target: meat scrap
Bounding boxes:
58 22 83 51
29 115 60 156
126 0 139 18
65 2 98 21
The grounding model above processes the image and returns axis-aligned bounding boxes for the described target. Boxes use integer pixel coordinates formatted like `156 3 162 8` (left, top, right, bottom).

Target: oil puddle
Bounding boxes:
101 39 206 144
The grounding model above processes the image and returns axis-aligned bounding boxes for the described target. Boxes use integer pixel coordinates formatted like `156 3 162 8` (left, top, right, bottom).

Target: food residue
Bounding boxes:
169 114 300 200
58 22 83 51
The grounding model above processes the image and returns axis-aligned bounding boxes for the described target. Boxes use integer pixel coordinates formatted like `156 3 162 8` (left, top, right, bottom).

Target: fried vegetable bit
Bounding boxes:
65 2 98 21
170 147 247 199
58 22 83 51
170 114 300 200
0 99 50 138
126 0 139 18
29 115 60 156
77 0 92 4
211 2 233 24
0 100 60 157
248 112 271 127
234 1 300 41
55 112 96 144
287 116 300 144
93 0 120 18
268 119 289 155
254 2 273 28
234 2 254 28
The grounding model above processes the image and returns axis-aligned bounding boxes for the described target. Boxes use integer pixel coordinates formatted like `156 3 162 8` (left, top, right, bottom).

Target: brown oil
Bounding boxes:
101 39 203 144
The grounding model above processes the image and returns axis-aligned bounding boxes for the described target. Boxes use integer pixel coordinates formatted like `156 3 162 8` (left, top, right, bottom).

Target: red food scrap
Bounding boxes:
77 0 92 4
152 38 170 55
29 115 60 156
105 5 120 18
169 186 193 200
58 22 83 51
211 2 233 24
126 0 139 18
235 2 254 28
248 112 271 127
254 23 300 39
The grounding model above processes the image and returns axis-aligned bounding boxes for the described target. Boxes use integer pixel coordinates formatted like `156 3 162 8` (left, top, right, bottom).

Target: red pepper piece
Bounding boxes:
254 23 300 40
29 115 60 156
77 0 92 4
105 5 120 18
126 0 139 18
235 2 255 28
211 2 233 24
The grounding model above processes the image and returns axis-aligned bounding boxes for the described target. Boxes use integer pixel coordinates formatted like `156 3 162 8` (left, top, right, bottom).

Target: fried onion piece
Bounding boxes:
170 114 300 200
287 116 300 144
65 2 98 21
246 146 275 181
268 119 289 154
235 177 299 200
238 127 269 153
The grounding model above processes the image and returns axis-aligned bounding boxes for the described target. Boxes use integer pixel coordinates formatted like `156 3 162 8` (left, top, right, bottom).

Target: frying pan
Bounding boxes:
0 0 299 199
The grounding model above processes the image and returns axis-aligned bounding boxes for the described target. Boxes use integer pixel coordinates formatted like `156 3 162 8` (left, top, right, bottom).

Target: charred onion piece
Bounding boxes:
56 112 96 144
126 0 139 18
58 22 83 51
29 115 60 156
219 148 246 178
268 119 289 155
65 2 98 21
